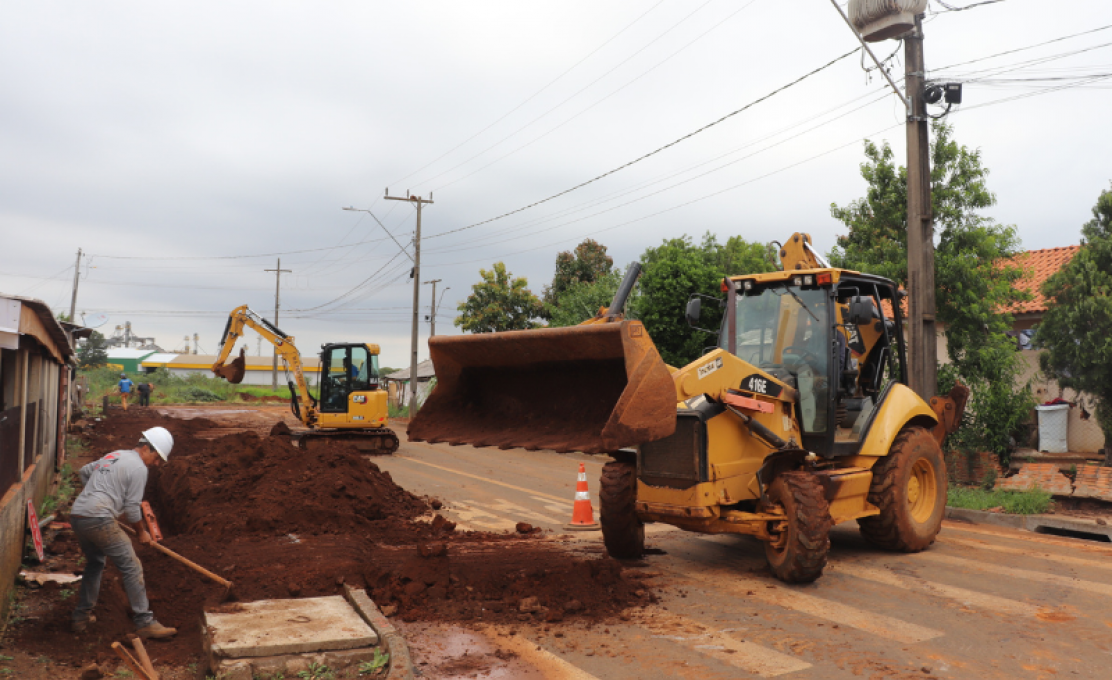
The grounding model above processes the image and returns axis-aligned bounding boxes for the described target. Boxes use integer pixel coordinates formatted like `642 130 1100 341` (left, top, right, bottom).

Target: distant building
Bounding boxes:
106 348 157 373
384 359 436 407
141 353 322 387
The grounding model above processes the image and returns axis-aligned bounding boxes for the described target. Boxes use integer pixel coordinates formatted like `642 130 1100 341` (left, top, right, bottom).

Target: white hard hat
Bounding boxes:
141 427 174 461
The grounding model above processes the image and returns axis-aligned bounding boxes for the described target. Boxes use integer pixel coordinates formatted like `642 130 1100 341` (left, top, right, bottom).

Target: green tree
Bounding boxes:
830 121 1031 457
454 262 545 333
77 331 109 369
542 239 614 313
1038 183 1112 459
547 269 627 328
637 233 775 367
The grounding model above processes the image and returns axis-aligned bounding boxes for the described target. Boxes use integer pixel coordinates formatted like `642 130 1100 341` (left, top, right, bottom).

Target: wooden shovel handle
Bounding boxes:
131 637 160 680
118 522 233 590
111 641 153 680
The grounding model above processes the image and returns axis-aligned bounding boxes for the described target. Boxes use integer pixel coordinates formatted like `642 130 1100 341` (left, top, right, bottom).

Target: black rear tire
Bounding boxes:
858 426 946 552
763 471 831 583
600 461 644 559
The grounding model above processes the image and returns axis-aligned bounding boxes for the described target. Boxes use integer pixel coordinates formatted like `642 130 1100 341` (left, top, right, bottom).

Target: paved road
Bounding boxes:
379 437 1112 680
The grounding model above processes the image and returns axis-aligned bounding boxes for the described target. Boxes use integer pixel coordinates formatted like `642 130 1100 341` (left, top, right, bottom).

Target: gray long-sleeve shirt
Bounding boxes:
71 449 148 524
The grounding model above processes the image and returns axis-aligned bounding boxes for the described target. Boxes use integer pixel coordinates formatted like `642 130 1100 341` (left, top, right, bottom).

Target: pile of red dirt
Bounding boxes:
148 430 429 538
11 409 652 669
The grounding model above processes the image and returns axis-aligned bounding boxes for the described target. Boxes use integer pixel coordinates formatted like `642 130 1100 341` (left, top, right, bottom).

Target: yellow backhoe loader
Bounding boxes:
410 233 967 583
211 305 399 453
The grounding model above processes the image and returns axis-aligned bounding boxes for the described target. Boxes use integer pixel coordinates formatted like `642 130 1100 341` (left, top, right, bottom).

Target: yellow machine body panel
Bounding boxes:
857 383 938 457
316 389 390 429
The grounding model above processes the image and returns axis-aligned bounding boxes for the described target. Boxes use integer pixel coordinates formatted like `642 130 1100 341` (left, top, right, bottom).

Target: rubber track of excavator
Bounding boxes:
295 428 400 454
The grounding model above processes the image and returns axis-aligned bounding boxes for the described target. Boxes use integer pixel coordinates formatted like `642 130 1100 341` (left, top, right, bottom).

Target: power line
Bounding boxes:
388 0 671 190
423 46 861 242
428 0 767 193
422 89 893 256
932 23 1112 72
87 235 393 261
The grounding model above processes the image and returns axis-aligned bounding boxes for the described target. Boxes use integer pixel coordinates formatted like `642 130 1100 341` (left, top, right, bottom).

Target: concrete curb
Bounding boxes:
344 585 415 680
945 506 1112 540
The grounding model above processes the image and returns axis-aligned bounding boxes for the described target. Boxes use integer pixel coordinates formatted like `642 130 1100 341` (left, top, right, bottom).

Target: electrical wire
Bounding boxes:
933 0 1006 12
429 0 767 193
423 47 861 242
409 0 726 191
387 0 671 190
932 24 1112 72
422 89 893 256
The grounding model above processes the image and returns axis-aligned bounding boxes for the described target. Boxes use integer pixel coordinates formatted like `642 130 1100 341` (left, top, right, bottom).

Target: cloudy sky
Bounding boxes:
2 1 1109 368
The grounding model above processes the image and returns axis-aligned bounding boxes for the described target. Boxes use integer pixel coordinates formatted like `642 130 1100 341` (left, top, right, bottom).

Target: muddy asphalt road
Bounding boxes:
112 405 1112 679
378 436 1112 680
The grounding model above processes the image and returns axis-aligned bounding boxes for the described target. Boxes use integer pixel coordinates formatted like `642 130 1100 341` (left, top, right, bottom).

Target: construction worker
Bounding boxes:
69 427 177 639
117 373 133 411
136 380 153 407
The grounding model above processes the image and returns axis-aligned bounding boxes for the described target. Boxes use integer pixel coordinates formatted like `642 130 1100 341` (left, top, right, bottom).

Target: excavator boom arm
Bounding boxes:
212 305 317 427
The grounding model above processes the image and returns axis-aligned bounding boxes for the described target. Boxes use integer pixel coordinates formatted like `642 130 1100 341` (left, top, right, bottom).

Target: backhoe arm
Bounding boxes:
212 305 317 427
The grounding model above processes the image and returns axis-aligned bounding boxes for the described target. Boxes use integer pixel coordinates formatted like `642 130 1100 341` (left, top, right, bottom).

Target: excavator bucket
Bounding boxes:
213 347 247 384
407 320 677 454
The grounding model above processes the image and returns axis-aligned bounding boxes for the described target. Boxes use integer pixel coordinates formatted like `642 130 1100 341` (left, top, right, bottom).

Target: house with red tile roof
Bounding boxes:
1005 246 1104 455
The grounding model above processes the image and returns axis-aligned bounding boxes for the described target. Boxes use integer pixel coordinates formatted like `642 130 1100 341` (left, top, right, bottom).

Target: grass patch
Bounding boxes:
947 485 1054 515
39 463 77 516
79 366 318 406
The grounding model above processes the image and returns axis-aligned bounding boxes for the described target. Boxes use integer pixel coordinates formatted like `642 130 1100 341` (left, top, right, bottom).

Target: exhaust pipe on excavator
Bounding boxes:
407 263 677 454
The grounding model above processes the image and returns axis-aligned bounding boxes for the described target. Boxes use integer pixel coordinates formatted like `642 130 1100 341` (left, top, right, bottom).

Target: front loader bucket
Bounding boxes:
213 347 247 384
408 320 677 454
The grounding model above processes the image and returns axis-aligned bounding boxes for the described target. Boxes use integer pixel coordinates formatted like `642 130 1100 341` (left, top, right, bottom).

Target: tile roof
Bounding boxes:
1005 246 1080 315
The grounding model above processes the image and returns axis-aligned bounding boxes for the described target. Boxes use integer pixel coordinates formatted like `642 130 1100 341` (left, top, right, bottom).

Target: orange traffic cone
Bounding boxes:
564 462 600 531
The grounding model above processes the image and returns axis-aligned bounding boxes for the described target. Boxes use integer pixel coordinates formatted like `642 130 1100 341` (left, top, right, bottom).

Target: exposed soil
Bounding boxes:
7 408 652 673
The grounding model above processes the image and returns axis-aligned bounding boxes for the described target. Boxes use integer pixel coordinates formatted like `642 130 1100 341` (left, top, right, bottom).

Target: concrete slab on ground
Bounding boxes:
205 595 378 658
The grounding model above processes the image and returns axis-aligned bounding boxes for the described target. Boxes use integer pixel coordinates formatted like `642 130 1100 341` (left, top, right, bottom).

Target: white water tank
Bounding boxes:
849 0 928 42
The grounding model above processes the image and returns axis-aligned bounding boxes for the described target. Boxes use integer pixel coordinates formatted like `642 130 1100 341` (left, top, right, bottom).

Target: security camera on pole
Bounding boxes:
841 0 937 399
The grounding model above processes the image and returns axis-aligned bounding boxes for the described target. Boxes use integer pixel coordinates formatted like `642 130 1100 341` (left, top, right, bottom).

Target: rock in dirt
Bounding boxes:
515 522 542 534
79 663 105 680
430 514 456 533
519 596 544 613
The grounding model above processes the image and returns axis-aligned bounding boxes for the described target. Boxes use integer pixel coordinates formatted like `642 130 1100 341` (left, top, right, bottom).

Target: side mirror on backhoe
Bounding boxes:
847 296 876 326
685 297 702 327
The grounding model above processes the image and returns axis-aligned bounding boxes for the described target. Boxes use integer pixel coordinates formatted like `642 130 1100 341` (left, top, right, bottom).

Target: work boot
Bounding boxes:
136 621 177 639
71 615 96 633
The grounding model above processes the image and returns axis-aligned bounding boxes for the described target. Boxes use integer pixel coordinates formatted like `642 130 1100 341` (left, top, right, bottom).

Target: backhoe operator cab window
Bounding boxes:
319 345 380 413
721 284 831 433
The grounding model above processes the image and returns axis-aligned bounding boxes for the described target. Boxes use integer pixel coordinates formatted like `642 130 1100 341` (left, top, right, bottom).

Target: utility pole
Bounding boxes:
424 279 442 337
383 190 433 418
68 248 82 325
904 15 937 399
265 258 292 389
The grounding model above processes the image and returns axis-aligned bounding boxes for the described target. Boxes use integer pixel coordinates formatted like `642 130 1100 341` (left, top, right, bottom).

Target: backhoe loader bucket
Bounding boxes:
407 320 677 454
213 347 247 384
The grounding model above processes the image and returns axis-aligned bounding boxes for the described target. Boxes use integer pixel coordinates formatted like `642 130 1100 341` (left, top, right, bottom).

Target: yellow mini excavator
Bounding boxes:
409 233 966 582
211 305 399 453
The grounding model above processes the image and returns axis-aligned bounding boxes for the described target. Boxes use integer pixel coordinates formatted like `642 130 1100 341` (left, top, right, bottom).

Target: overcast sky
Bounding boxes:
2 1 1109 368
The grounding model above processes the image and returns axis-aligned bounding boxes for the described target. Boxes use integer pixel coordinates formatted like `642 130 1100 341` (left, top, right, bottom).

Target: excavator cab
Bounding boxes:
316 343 388 429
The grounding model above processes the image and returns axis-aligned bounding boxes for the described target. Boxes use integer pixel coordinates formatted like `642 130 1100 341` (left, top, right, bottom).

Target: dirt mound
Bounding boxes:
12 409 652 670
149 430 428 538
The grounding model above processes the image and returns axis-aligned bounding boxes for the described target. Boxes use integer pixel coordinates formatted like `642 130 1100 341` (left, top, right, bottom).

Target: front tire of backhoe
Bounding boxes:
600 461 644 560
763 472 831 584
858 426 947 552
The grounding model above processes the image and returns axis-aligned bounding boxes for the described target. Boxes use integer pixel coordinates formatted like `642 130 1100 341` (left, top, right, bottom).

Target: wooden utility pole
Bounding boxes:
904 15 937 399
384 190 433 418
424 279 442 337
265 258 291 389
